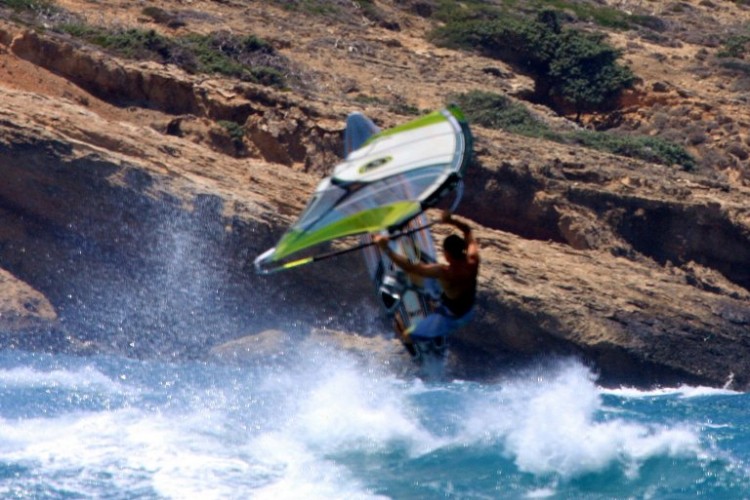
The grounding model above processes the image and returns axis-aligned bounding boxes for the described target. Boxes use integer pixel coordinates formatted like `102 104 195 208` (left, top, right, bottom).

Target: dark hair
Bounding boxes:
443 234 466 260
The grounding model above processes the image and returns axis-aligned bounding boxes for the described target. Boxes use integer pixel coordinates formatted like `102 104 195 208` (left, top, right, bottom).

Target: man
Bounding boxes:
373 210 480 354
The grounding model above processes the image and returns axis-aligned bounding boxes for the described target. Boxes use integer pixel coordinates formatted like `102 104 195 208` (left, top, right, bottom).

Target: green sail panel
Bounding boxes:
272 201 420 261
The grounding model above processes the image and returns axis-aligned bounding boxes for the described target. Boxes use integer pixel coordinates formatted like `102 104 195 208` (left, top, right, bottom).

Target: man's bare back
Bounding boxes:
373 210 479 345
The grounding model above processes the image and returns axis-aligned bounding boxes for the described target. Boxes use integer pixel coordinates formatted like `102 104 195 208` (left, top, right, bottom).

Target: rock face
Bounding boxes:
0 268 56 338
0 1 749 387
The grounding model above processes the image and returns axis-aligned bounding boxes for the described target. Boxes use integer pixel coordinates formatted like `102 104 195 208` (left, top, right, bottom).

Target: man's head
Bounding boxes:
443 234 467 261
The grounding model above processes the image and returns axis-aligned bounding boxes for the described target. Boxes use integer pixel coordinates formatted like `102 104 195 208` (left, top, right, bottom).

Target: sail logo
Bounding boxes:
358 156 392 174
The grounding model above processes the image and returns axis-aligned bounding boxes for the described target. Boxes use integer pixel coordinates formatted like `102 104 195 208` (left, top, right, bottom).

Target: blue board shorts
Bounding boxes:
407 305 475 341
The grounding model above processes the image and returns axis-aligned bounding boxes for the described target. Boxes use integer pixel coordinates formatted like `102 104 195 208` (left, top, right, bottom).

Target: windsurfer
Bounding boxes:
373 210 480 353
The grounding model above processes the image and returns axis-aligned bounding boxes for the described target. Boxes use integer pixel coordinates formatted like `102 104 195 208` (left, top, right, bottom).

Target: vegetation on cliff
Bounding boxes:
1 0 290 86
454 90 696 170
59 25 288 87
431 9 635 118
0 0 53 11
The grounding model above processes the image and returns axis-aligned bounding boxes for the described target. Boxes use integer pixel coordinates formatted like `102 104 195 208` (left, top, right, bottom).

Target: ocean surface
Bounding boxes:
1 343 749 499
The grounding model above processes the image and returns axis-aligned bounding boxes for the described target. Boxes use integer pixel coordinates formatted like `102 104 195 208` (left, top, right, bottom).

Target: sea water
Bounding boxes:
1 342 748 499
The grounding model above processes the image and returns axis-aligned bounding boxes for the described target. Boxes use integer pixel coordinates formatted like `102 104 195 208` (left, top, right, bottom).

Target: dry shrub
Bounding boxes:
728 142 749 160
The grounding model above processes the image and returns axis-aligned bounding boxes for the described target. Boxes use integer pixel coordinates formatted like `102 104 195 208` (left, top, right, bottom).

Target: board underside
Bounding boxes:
345 113 445 360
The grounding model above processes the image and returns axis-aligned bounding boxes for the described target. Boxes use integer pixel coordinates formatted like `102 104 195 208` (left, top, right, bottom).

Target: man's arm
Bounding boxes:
442 211 479 264
373 235 444 278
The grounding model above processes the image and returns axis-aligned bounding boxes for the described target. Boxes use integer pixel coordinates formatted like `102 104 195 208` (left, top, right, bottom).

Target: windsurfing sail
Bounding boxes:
254 105 473 274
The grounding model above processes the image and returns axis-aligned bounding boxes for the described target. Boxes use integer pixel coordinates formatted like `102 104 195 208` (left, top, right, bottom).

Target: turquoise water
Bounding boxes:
1 343 748 499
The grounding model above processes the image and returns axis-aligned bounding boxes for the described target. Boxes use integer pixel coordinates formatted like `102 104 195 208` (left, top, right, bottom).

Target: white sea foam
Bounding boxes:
243 346 707 489
525 486 558 498
244 342 442 498
0 405 265 499
0 346 725 498
0 364 126 393
602 385 741 399
246 432 387 500
459 360 702 479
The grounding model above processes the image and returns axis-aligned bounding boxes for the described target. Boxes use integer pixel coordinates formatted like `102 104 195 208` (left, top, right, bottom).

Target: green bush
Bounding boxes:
431 10 635 117
353 94 384 106
388 102 421 116
454 90 696 170
718 32 750 58
0 0 54 11
430 0 505 23
427 0 634 29
452 90 555 138
547 29 636 118
629 14 668 32
218 120 245 144
352 94 420 116
719 59 750 75
271 0 342 16
568 131 696 170
355 0 388 24
141 7 186 28
444 2 662 35
267 0 387 24
57 25 286 87
532 0 631 29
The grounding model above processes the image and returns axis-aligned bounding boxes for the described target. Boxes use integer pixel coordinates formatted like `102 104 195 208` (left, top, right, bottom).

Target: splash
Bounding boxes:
0 347 733 498
0 364 125 393
601 385 741 399
459 360 702 479
243 342 437 498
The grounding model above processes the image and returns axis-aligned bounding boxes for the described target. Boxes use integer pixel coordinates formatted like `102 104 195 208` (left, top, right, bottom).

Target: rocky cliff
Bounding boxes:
0 0 749 388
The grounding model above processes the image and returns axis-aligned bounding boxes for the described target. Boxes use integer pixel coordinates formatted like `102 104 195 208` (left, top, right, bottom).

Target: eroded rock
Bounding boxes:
0 1 749 389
